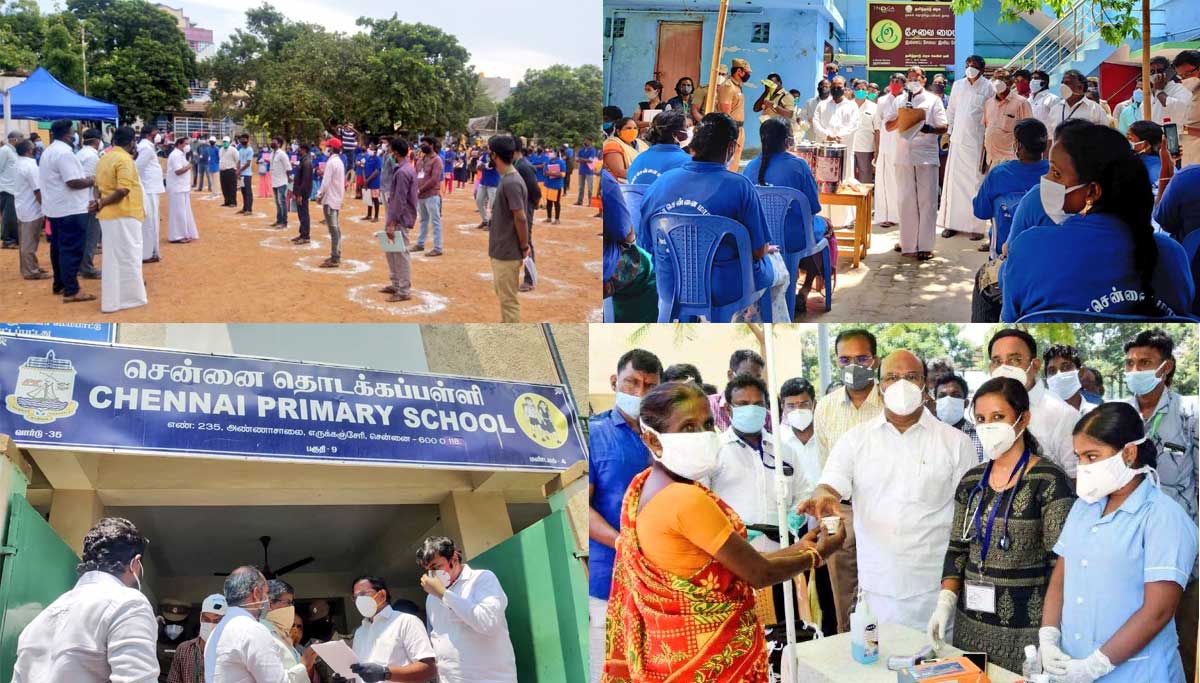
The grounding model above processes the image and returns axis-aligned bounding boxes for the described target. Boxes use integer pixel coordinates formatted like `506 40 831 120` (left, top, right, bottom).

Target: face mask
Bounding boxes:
677 128 694 149
645 90 655 98
266 605 295 634
786 408 814 432
1124 361 1167 396
613 391 642 419
730 404 768 434
830 87 845 99
1130 138 1149 154
883 379 925 416
842 364 875 391
818 90 830 99
355 595 379 619
184 144 192 154
602 122 614 133
992 79 1008 94
618 129 639 144
906 81 922 93
1131 88 1144 104
1059 83 1076 99
854 89 867 100
888 83 903 96
165 624 184 640
434 569 452 586
420 145 432 155
640 420 721 481
1030 79 1044 93
965 66 981 79
547 152 557 159
935 396 965 425
1047 370 1082 400
1076 439 1152 503
990 361 1032 386
199 622 216 641
976 421 1023 460
130 557 143 591
153 134 163 144
1016 81 1031 96
717 75 728 86
1039 176 1087 225
680 85 694 95
867 92 878 101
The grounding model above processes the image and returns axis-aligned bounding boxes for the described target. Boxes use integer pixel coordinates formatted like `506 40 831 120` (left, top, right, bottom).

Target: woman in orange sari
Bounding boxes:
603 381 845 683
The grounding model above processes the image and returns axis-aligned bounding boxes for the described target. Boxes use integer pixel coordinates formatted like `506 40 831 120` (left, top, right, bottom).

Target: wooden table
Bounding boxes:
819 184 874 269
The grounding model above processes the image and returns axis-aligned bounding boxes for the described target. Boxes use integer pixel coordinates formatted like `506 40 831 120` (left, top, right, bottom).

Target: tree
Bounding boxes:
499 64 601 147
0 0 44 70
950 0 1139 47
41 19 83 91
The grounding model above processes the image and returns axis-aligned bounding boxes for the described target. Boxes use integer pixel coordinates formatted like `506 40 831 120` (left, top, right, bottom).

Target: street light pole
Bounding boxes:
82 25 88 96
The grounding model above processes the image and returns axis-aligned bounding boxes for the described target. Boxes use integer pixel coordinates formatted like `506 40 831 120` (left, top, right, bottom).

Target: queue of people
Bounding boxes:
589 326 1198 682
11 518 519 683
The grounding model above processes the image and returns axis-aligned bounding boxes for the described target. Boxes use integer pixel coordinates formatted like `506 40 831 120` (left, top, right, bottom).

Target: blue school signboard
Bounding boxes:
0 335 585 472
0 323 115 343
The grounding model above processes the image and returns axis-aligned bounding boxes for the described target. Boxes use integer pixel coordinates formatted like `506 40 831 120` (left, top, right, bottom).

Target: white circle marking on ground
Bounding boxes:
347 283 449 316
260 235 323 250
295 256 371 275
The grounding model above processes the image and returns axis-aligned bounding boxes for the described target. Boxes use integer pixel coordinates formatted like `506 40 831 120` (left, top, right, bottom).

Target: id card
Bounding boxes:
964 580 996 614
417 172 426 179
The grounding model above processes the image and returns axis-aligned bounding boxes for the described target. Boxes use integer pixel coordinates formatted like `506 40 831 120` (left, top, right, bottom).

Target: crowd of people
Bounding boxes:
0 118 596 321
601 50 1200 323
12 517 519 683
589 326 1198 682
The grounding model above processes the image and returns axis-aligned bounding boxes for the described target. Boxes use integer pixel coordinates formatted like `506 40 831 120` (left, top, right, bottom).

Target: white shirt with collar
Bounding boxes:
1056 95 1109 128
882 89 948 165
813 97 859 142
134 138 164 194
12 571 159 683
779 427 824 506
38 139 90 218
1155 80 1191 126
269 148 292 188
708 426 793 537
266 625 308 683
76 144 100 176
12 156 42 223
1029 88 1062 138
852 100 878 153
352 605 436 678
165 148 191 194
819 409 976 602
204 605 287 683
946 74 994 138
426 564 517 683
1026 382 1081 478
0 142 18 193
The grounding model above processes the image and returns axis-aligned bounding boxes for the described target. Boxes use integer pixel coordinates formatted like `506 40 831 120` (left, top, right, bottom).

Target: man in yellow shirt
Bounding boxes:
91 125 147 313
717 57 751 170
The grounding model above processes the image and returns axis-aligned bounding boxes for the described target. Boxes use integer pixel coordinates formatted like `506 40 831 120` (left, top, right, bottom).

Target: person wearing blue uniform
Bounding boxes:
602 170 656 321
528 147 546 203
476 151 500 228
1004 119 1091 254
973 118 1048 256
1153 164 1200 242
627 110 692 186
1002 122 1175 320
542 150 567 223
1126 120 1163 194
362 147 382 222
639 112 780 321
576 139 597 205
1040 402 1198 683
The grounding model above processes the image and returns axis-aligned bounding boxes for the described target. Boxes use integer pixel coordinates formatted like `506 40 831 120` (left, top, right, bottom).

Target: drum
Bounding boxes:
793 142 819 170
815 143 846 193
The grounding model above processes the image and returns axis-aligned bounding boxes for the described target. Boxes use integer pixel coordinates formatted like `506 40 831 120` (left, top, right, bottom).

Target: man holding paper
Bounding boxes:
343 576 437 682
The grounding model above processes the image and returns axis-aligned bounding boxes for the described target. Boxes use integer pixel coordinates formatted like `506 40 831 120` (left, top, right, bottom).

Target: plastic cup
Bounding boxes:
821 515 841 534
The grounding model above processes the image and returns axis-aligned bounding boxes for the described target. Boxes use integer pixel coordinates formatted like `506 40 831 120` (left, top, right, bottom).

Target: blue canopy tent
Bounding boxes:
2 67 118 125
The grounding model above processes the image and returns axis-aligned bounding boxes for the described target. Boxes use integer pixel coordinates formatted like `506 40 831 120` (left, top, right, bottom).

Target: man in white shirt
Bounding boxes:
135 125 165 262
0 129 22 248
813 76 860 228
418 536 517 683
165 138 199 243
346 576 437 682
219 137 240 207
873 74 905 227
268 136 292 229
1027 69 1061 147
1042 344 1097 416
13 517 159 683
937 55 994 240
883 67 948 259
985 329 1080 477
799 349 976 632
1174 50 1200 166
1149 56 1191 125
76 128 104 280
778 377 823 517
260 580 316 683
850 80 878 185
317 138 345 268
1053 70 1109 133
40 118 97 303
204 566 288 683
797 79 831 141
11 140 46 280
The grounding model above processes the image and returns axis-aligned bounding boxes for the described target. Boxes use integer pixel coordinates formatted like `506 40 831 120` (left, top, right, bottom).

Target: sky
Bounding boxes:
40 0 601 84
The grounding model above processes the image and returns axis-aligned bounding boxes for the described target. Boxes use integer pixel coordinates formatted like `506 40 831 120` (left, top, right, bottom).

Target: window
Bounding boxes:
606 17 625 39
752 22 770 43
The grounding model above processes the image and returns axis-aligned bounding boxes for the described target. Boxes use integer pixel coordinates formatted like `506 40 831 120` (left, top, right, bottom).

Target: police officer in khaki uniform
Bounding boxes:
691 63 729 125
717 58 751 170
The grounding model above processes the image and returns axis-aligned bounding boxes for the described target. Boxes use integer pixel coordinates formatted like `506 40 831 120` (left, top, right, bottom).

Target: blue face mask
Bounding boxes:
614 391 642 419
1124 361 1166 396
1131 89 1143 104
730 404 768 434
854 89 868 100
602 122 614 133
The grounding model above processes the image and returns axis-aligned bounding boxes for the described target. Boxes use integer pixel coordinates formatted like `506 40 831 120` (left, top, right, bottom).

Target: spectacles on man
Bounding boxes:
836 355 874 367
882 372 923 384
988 354 1029 369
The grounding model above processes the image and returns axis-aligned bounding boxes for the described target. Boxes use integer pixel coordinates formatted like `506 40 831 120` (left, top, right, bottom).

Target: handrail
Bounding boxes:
1004 0 1095 70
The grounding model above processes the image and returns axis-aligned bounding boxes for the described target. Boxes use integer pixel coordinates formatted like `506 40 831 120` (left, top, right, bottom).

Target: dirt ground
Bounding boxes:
1 178 602 322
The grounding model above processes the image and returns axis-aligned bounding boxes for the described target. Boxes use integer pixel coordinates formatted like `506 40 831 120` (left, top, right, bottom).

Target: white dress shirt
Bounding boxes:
38 139 90 218
267 626 308 683
1154 80 1191 125
12 571 159 683
220 145 240 171
76 144 100 176
12 156 42 223
204 606 287 683
882 89 948 165
135 138 164 194
1030 88 1062 138
780 427 824 504
873 93 899 158
946 75 994 138
708 427 794 533
351 605 436 679
269 149 292 188
0 142 18 193
1055 95 1109 128
819 409 976 600
166 148 191 194
852 101 878 153
1026 382 1082 478
426 565 518 683
813 97 859 142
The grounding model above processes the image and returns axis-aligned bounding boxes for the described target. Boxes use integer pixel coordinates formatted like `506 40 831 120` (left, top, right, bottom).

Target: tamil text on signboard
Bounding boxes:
868 1 955 70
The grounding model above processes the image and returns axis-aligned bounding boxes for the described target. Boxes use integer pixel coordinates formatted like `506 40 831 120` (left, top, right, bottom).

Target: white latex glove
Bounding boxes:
1040 626 1072 676
1050 650 1115 683
926 589 957 652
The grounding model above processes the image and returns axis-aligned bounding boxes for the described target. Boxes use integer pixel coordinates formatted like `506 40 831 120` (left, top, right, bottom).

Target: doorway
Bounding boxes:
655 21 703 98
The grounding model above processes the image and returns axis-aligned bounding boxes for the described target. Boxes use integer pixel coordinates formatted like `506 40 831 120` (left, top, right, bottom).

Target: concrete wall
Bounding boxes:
1156 0 1200 41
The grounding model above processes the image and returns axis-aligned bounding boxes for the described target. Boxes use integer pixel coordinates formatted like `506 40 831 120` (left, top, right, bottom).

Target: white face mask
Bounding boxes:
975 420 1023 460
1076 439 1153 503
434 569 452 586
935 396 966 425
1030 79 1044 93
354 595 379 619
1039 176 1086 225
199 622 216 641
992 79 1008 94
965 66 981 80
786 408 814 432
165 624 184 640
640 420 721 481
613 391 642 419
1182 76 1200 94
678 128 694 149
1059 83 1076 99
883 379 925 416
990 361 1032 387
906 81 922 94
1047 370 1082 401
184 144 191 154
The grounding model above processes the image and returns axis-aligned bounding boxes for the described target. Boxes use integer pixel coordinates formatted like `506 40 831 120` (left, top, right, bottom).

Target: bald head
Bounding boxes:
881 350 925 381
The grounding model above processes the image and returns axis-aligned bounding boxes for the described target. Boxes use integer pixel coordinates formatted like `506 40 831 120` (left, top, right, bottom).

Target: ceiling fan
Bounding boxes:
214 536 315 579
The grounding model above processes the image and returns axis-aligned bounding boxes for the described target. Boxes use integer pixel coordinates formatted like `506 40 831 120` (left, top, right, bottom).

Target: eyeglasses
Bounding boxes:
882 372 923 384
989 354 1029 369
836 355 873 367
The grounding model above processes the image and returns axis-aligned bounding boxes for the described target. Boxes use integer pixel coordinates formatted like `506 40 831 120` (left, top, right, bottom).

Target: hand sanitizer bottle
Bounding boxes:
850 591 879 664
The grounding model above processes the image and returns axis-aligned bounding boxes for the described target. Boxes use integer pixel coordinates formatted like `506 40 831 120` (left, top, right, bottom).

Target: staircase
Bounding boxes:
1003 0 1127 82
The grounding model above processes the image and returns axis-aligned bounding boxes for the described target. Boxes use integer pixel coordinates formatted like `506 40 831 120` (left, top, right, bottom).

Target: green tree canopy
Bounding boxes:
499 64 601 147
950 0 1138 48
41 19 83 91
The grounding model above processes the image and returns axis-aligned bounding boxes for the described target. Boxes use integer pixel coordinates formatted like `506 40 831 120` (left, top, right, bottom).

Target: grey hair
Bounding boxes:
267 578 294 603
224 566 267 606
7 130 23 140
416 536 460 566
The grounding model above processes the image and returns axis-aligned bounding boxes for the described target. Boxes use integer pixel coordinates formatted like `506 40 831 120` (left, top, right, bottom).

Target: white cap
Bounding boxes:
201 593 227 615
222 136 231 143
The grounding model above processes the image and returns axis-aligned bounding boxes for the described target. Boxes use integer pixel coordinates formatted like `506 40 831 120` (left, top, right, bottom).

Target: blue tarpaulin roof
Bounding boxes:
7 67 118 122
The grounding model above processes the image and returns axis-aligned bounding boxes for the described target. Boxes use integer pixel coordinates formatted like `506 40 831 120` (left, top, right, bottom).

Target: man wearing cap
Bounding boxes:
158 598 193 678
219 137 239 207
717 58 750 170
0 130 23 249
316 138 345 268
167 594 226 683
76 128 104 280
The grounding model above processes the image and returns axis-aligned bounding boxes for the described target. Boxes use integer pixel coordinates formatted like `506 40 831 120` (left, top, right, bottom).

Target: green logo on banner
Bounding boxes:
872 19 902 51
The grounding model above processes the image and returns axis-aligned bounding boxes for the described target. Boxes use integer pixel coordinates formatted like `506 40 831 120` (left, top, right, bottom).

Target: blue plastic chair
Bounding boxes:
1152 232 1196 317
602 297 614 322
1184 230 1200 315
619 183 647 245
1016 310 1200 322
756 185 833 317
652 213 758 322
990 190 1026 259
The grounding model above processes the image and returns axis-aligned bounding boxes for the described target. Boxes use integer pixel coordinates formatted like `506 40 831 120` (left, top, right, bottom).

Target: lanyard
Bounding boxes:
973 447 1032 569
1148 411 1165 440
1062 99 1086 123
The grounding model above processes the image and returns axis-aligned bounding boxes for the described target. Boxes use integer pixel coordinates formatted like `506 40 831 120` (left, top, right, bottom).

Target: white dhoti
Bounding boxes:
141 192 161 259
895 164 940 253
167 191 199 241
862 588 945 637
936 127 988 235
101 217 148 313
874 137 901 224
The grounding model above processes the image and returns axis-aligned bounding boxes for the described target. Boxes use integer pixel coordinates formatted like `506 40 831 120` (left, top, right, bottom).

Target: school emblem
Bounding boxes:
5 350 79 424
513 392 568 449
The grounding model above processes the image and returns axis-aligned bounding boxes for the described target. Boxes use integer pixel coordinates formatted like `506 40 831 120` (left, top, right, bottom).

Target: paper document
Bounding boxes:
311 640 358 678
523 255 538 287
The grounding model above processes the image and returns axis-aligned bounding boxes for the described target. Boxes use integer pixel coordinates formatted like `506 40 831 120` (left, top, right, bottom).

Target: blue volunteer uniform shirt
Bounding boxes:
1053 478 1198 683
238 145 254 177
1004 184 1049 251
588 407 653 601
544 158 566 190
1153 164 1200 242
972 160 1046 221
529 153 546 182
363 154 382 189
627 144 692 186
639 160 774 308
578 146 597 175
207 147 220 173
1139 153 1161 192
480 155 500 188
602 170 630 282
741 151 825 248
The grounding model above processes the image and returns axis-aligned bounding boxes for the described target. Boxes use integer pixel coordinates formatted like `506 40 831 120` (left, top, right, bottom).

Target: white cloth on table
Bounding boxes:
141 192 160 259
936 76 993 235
425 564 518 683
100 216 147 313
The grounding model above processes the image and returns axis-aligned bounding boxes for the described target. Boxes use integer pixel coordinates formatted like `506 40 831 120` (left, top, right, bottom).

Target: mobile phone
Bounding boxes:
1164 123 1181 156
962 651 988 671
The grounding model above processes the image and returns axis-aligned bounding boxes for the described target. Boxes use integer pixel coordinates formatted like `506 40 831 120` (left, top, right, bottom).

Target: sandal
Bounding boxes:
916 251 935 261
893 244 902 253
63 293 97 303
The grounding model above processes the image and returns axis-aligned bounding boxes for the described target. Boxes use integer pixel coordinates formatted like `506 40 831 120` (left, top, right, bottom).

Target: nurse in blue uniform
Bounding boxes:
972 118 1048 253
627 109 692 187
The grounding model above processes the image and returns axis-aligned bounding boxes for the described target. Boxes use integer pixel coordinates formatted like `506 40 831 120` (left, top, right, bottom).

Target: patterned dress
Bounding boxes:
941 457 1075 672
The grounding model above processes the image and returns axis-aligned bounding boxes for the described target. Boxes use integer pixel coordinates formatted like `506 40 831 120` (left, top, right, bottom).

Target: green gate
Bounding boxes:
0 490 79 683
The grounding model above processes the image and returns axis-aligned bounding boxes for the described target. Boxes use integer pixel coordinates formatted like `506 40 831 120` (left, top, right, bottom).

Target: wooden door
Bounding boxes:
655 22 703 97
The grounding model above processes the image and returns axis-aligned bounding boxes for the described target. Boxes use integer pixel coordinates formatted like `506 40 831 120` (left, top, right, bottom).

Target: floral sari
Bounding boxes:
602 469 768 683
